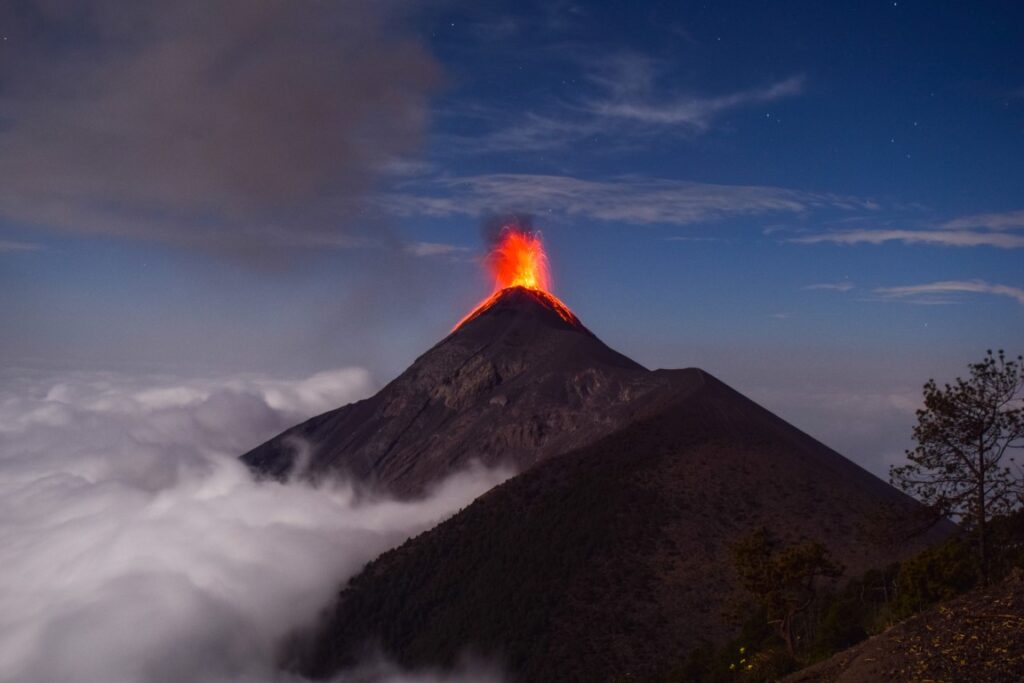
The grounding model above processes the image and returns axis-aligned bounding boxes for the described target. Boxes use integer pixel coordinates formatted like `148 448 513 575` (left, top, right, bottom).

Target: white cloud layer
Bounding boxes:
0 367 508 683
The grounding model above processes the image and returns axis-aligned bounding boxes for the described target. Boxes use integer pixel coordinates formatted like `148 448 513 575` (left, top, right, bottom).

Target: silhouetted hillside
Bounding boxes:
291 371 947 682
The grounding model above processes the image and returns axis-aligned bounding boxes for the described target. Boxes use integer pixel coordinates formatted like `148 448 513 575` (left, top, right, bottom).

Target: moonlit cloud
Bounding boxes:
665 236 722 243
788 208 1024 249
588 75 804 129
805 282 856 291
940 209 1024 231
790 229 1024 249
384 174 873 226
0 241 42 253
874 280 1024 306
747 384 922 475
440 50 804 154
450 112 607 153
0 367 509 683
403 241 475 258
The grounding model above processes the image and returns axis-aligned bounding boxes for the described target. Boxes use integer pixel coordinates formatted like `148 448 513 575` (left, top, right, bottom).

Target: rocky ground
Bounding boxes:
783 570 1024 683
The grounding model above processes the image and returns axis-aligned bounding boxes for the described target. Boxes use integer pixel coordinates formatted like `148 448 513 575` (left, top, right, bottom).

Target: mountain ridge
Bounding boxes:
290 366 946 681
242 287 678 495
239 285 951 681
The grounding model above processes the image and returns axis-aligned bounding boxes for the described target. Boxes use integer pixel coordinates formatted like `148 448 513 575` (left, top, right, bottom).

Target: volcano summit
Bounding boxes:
243 228 682 495
242 282 676 495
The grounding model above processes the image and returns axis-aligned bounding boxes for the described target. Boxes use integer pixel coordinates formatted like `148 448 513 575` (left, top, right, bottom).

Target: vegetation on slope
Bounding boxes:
676 511 1024 682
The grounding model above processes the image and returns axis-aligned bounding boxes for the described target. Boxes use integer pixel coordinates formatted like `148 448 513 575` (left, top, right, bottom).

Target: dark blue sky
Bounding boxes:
1 0 1022 476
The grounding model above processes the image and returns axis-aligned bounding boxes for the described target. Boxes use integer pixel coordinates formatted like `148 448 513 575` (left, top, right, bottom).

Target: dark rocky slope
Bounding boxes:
291 370 947 682
243 287 686 496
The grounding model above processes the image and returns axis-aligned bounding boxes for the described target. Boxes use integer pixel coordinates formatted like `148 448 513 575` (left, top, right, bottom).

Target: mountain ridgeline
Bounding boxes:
243 286 680 496
241 287 947 681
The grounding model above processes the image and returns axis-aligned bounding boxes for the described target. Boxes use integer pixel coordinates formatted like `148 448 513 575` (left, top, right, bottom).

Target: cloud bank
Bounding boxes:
0 367 508 683
0 0 440 257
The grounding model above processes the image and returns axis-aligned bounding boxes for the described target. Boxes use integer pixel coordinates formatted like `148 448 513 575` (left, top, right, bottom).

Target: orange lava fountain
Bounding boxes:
453 227 579 331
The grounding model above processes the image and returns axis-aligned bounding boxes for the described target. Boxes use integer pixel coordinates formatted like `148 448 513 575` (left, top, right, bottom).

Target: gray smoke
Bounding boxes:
480 214 539 248
0 366 508 683
0 0 441 259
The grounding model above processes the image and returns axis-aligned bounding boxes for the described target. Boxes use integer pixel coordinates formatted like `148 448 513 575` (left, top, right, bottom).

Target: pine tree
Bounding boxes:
891 350 1024 585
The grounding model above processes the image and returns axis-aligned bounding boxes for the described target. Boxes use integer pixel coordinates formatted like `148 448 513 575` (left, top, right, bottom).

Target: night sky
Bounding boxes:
2 0 1023 477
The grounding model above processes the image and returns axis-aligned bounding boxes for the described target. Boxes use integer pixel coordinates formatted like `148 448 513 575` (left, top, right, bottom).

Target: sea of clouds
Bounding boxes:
0 366 507 683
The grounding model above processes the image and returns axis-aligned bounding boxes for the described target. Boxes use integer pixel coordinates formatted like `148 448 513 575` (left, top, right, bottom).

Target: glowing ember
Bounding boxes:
453 227 580 331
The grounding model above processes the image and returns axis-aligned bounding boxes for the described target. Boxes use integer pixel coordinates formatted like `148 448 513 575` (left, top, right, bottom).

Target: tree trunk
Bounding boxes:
782 613 795 656
978 439 989 587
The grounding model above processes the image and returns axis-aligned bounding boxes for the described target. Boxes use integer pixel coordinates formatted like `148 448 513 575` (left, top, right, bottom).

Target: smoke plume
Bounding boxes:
0 0 441 259
480 214 539 249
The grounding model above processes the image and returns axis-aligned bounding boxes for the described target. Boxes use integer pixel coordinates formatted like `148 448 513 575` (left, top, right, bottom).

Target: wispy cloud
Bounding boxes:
443 53 805 153
455 113 606 153
939 209 1024 231
788 207 1024 250
665 235 722 243
589 75 804 130
790 229 1024 249
383 174 873 226
875 280 1024 306
0 240 42 253
403 241 474 258
805 282 855 291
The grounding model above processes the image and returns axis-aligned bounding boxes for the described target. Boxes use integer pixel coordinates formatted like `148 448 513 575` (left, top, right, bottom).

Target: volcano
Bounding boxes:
284 346 947 681
242 229 948 681
241 287 685 495
242 229 681 496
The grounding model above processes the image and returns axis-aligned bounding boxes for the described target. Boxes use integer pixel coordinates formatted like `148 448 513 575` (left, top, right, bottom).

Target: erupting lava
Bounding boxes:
488 229 552 292
454 227 581 331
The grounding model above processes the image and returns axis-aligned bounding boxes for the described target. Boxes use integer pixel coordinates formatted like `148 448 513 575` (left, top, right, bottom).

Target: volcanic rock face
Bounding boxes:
242 287 680 496
292 371 947 682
